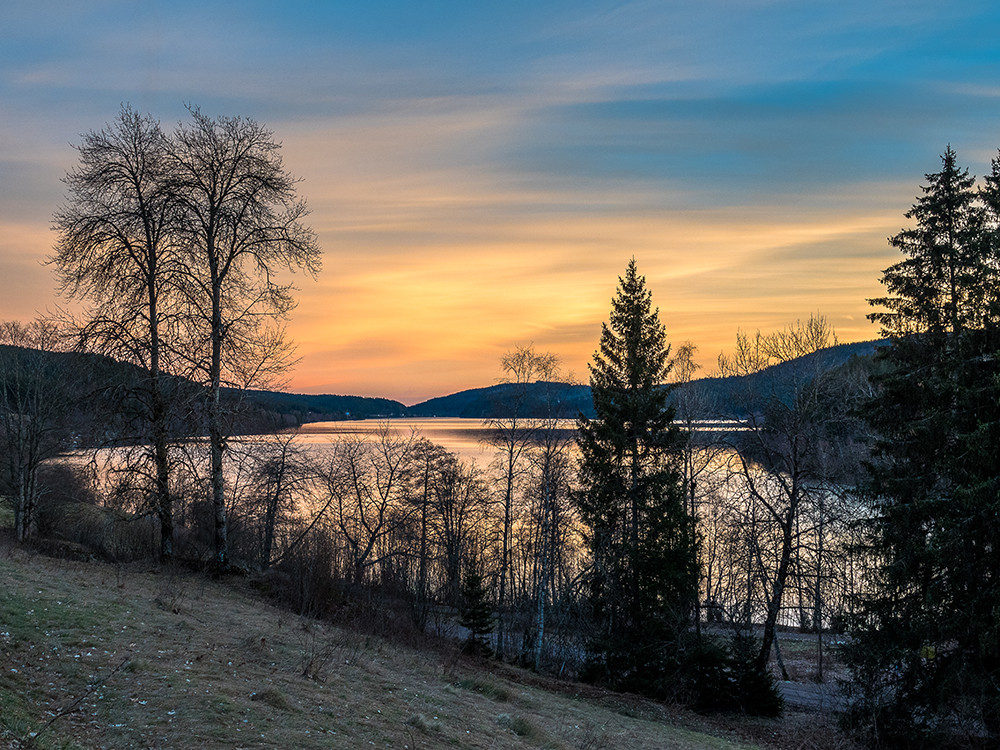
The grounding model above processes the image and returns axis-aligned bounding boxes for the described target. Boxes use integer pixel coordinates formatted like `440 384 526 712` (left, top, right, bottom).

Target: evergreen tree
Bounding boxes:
458 554 494 657
848 148 1000 746
575 259 697 697
869 145 986 338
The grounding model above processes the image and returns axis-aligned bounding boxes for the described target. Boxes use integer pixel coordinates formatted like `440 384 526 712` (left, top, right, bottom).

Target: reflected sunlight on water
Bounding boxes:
293 418 577 465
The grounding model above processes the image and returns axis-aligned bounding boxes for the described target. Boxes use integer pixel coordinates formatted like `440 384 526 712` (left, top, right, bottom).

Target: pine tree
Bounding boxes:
848 148 1000 745
869 145 986 338
458 554 494 657
576 259 697 697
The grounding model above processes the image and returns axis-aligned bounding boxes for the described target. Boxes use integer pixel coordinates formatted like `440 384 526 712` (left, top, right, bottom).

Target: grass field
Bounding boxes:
0 535 854 750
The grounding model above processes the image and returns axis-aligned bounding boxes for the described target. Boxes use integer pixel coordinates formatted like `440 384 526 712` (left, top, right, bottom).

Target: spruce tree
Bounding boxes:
458 555 494 657
848 147 1000 745
576 259 697 697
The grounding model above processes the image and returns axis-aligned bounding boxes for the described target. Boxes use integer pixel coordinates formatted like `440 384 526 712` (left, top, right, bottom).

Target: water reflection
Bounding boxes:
293 417 578 464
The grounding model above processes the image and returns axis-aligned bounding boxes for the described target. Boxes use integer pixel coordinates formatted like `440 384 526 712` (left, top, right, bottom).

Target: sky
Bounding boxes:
4 1 1000 404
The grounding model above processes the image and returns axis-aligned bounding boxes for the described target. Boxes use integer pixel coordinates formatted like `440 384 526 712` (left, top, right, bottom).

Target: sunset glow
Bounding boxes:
5 2 1000 403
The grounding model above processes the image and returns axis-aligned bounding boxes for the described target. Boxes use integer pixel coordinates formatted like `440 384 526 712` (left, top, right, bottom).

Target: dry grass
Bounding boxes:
0 538 761 750
0 535 860 750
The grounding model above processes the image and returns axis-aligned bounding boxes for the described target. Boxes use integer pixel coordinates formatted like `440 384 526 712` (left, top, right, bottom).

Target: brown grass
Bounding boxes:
0 535 857 750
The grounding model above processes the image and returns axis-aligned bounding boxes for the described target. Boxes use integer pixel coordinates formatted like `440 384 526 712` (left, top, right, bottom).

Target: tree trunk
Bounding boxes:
757 516 793 674
152 379 172 560
497 460 514 660
209 275 228 570
415 465 430 630
534 478 552 672
15 474 27 543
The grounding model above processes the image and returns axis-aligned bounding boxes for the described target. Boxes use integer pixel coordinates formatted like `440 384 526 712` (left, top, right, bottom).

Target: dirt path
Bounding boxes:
779 680 845 712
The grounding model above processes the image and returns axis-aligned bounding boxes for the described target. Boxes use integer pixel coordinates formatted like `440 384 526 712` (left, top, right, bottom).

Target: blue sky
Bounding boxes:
4 1 1000 401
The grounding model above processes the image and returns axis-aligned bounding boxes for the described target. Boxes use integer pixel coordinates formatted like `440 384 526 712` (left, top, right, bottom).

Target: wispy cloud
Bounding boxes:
3 1 1000 401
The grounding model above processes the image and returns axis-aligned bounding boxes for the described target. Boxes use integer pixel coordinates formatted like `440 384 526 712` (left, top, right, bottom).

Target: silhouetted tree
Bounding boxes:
717 315 851 678
406 437 448 628
0 321 75 541
459 552 494 657
170 108 321 568
848 147 1000 746
576 259 697 696
485 345 555 659
429 451 489 608
525 358 576 671
228 432 318 570
323 425 416 587
51 105 187 558
669 341 726 639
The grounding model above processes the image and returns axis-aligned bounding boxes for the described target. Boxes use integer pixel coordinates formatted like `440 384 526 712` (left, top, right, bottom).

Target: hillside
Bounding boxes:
0 536 811 750
2 339 887 428
677 339 888 419
0 345 406 434
405 340 888 421
241 389 407 422
406 381 594 419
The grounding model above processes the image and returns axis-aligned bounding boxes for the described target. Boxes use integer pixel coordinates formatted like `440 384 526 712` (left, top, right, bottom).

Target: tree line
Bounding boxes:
2 105 998 745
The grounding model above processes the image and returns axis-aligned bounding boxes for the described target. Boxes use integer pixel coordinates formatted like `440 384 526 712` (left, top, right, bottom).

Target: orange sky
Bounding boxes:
272 112 899 403
284 173 897 404
0 137 898 405
5 3 1000 404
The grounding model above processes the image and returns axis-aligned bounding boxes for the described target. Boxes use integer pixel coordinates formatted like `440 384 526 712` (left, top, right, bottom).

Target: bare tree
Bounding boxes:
717 314 852 674
669 341 726 636
485 344 558 659
429 452 490 609
406 437 454 628
323 425 416 587
170 108 321 568
227 432 319 570
0 320 75 541
50 105 187 558
524 358 576 670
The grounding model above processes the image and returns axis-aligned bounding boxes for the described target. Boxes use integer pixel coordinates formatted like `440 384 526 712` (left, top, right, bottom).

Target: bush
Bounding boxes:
32 460 159 562
841 633 999 749
727 630 783 717
686 632 783 717
258 531 344 619
687 637 734 712
51 502 158 562
34 461 98 537
580 622 684 700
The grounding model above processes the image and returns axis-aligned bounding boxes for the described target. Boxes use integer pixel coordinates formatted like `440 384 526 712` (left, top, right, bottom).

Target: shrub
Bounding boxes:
727 630 783 717
686 631 783 717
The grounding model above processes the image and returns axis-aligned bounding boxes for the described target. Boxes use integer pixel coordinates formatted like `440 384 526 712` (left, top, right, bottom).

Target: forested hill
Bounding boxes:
0 345 406 434
2 338 886 427
678 338 889 419
404 339 888 420
406 381 594 419
242 389 407 422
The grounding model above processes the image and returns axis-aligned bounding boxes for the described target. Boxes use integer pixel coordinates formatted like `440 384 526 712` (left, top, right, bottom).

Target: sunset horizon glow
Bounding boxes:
5 2 1000 405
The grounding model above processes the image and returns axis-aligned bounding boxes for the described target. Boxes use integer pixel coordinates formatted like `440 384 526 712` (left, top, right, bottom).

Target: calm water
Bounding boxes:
293 417 577 465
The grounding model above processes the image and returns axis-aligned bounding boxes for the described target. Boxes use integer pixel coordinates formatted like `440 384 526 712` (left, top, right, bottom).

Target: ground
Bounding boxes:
0 536 856 750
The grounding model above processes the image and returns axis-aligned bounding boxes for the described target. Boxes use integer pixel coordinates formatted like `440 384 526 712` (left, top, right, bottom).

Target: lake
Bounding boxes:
292 417 578 465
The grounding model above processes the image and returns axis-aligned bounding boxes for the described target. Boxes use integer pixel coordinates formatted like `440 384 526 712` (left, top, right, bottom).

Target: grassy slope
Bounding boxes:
0 541 758 750
1 539 855 750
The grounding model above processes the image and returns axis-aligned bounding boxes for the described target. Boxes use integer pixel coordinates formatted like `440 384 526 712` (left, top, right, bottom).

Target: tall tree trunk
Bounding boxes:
154 428 172 559
15 470 28 543
534 477 551 672
497 459 514 660
209 276 228 570
415 464 430 630
757 515 794 674
151 352 172 559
